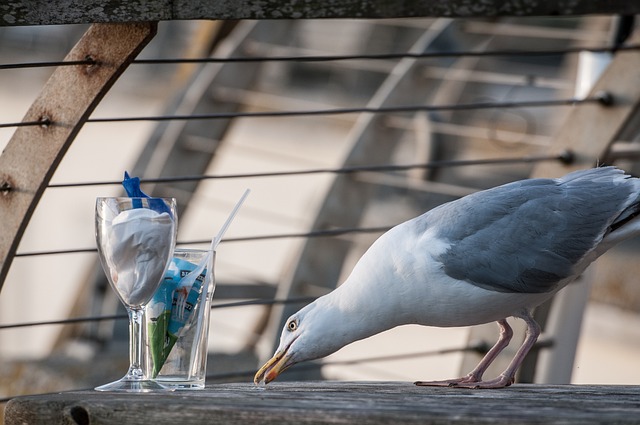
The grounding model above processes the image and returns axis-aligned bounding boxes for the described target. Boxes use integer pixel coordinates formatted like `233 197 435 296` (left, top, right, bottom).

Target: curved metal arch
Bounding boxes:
0 23 157 292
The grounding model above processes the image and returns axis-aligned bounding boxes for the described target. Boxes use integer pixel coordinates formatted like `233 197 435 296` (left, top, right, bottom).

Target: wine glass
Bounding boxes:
94 197 178 392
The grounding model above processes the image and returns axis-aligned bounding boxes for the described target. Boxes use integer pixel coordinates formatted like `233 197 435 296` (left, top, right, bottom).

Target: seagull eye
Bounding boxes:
287 319 298 332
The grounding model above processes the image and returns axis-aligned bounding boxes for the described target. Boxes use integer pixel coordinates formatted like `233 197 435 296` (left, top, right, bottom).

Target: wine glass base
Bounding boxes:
95 378 174 392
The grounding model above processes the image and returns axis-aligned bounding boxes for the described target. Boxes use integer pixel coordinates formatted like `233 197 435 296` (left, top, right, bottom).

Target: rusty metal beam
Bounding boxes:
0 22 157 291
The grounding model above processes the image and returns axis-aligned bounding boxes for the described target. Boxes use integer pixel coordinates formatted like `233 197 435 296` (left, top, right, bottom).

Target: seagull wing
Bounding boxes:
430 167 640 294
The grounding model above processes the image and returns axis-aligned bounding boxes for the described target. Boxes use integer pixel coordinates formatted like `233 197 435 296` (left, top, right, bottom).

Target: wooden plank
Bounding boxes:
0 23 157 292
5 382 640 424
2 0 639 26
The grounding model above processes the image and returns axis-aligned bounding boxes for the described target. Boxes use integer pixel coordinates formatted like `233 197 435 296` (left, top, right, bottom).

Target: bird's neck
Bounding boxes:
327 271 409 343
321 222 424 344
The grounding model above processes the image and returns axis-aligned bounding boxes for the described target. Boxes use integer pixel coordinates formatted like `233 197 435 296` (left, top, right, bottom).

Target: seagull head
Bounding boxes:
254 293 357 385
254 227 410 385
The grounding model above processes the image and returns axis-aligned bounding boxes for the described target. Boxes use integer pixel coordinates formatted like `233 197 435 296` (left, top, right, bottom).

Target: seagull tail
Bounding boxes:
610 170 640 231
600 173 640 250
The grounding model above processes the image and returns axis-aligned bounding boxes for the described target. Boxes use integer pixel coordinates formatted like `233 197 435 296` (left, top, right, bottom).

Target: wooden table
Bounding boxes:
4 382 640 424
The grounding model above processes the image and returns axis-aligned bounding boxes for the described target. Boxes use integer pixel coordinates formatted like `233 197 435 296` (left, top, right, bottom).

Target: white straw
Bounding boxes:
211 189 250 251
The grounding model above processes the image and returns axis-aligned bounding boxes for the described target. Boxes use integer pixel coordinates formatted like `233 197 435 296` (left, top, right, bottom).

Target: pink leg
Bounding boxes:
415 312 541 389
415 319 513 387
472 311 541 389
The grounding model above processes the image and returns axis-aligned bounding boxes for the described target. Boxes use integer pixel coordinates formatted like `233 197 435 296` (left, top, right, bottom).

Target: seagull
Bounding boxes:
254 166 640 389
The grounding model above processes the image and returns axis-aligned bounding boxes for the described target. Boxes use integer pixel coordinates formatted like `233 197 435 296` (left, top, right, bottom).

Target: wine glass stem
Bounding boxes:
127 307 146 380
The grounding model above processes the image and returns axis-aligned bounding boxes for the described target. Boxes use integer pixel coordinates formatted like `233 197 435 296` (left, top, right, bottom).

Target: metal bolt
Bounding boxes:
0 180 12 194
39 115 51 128
558 150 575 165
595 91 614 106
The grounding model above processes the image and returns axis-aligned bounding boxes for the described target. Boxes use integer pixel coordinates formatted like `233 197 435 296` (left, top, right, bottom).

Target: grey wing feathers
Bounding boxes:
433 167 640 294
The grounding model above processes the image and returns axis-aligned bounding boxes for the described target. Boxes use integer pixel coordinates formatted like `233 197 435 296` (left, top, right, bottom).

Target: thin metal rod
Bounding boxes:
47 153 569 189
0 59 96 70
125 44 640 63
0 96 605 129
0 297 318 330
2 45 638 71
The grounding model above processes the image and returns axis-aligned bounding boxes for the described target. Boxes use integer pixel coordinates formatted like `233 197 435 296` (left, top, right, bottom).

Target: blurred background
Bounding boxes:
1 16 639 408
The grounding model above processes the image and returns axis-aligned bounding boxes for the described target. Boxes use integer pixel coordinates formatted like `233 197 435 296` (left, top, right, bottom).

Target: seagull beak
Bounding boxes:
254 348 294 385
